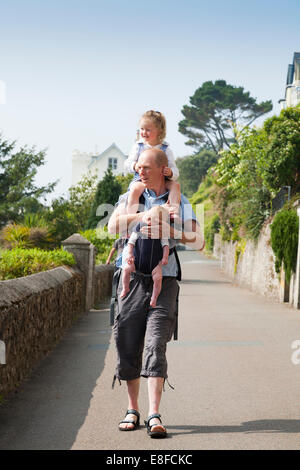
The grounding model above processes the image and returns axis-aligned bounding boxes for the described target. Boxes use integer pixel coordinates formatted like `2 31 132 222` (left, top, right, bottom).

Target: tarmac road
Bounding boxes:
0 250 300 450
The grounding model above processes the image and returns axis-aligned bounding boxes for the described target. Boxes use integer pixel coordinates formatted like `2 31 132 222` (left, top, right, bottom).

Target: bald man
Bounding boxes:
108 148 204 438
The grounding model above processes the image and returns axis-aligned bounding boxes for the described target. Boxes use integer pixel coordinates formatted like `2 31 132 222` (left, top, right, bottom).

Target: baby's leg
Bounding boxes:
161 244 169 265
120 262 135 298
127 181 145 214
165 180 181 220
150 262 163 308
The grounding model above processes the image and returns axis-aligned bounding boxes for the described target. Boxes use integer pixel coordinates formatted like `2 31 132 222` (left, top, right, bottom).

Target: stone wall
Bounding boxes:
0 241 114 398
94 264 114 304
0 267 85 396
213 223 282 302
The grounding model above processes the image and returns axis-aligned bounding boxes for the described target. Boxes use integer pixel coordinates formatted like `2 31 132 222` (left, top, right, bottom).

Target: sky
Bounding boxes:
0 0 299 203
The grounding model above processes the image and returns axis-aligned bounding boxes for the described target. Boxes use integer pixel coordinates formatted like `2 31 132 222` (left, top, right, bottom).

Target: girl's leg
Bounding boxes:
127 182 146 214
165 180 181 219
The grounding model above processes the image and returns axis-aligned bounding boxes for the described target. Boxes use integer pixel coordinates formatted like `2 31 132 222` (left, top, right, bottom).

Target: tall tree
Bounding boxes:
85 168 121 229
179 80 272 152
0 134 56 227
176 149 218 196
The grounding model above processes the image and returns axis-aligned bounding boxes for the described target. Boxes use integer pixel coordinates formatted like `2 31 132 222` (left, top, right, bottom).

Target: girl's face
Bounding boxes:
139 119 161 145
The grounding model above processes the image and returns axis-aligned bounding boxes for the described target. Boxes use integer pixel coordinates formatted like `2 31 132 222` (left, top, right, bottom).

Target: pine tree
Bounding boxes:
85 168 122 229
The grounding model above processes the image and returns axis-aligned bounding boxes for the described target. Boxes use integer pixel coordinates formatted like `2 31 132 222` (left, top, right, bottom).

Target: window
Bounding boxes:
108 157 118 170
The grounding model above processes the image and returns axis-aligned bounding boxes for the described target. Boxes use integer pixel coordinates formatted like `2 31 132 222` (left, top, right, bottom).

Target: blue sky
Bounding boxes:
0 0 299 201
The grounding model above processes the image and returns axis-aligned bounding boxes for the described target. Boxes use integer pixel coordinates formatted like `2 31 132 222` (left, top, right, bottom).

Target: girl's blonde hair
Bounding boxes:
140 110 166 142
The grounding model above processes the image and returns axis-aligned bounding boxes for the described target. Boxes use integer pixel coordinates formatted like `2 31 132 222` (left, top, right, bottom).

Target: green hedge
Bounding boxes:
270 209 299 283
0 247 75 280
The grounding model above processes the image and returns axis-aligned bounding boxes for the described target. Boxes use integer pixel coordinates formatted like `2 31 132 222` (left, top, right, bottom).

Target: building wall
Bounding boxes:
72 145 129 186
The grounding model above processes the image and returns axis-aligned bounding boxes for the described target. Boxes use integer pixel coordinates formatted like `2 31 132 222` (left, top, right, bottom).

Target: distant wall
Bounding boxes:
213 223 282 302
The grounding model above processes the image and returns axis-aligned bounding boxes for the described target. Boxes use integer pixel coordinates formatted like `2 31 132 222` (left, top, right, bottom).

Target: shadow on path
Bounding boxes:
167 420 300 437
0 302 112 450
180 279 232 285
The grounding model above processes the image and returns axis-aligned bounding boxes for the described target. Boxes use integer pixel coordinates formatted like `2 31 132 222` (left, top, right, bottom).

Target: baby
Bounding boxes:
120 205 170 308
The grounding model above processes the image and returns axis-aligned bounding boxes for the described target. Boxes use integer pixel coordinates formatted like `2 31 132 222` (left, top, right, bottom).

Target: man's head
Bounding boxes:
137 148 168 190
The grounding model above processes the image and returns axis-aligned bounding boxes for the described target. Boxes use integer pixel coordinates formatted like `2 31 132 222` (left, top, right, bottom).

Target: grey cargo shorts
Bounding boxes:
113 271 179 382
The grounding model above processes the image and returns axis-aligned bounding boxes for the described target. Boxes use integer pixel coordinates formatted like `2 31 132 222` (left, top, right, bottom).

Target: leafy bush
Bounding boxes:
270 209 299 283
0 223 53 249
80 227 117 264
0 224 31 249
204 214 220 252
0 247 75 280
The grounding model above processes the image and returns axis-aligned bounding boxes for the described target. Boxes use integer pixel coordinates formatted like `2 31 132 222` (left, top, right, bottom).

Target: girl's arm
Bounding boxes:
124 143 139 173
165 147 179 180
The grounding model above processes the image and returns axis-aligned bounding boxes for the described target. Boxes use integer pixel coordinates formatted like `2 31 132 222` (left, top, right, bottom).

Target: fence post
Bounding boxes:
293 200 300 309
62 233 95 311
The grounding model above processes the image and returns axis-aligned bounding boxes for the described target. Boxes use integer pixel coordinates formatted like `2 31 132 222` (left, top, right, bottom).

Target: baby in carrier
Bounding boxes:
120 204 170 308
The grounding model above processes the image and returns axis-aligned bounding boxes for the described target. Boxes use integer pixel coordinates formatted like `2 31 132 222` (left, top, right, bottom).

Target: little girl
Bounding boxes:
124 110 181 217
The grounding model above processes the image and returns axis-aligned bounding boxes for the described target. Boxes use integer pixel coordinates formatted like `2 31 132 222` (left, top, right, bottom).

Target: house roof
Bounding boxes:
87 142 127 169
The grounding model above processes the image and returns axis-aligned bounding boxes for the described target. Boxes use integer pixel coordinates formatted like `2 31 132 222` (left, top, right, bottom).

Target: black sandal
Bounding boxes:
144 413 167 438
119 409 140 431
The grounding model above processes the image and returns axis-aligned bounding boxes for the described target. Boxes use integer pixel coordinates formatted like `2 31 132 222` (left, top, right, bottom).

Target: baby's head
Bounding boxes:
139 110 166 145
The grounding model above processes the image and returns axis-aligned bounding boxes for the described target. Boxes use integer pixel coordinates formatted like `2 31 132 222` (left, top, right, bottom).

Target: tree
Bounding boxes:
43 172 98 244
257 106 300 194
85 168 122 229
0 134 56 227
68 172 98 228
179 80 272 152
176 149 218 196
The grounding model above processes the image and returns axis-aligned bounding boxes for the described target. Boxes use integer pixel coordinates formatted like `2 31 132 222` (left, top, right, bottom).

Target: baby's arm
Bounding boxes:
125 232 137 265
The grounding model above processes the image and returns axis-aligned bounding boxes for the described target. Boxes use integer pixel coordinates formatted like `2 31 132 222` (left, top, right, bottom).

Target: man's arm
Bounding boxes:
139 218 205 251
107 202 148 236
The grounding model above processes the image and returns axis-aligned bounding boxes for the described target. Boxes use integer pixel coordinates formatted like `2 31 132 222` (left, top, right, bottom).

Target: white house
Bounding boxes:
71 142 129 186
279 52 300 109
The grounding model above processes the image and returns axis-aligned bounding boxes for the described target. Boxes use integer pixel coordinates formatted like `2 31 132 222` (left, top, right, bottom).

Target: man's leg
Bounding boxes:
147 377 166 432
119 378 141 430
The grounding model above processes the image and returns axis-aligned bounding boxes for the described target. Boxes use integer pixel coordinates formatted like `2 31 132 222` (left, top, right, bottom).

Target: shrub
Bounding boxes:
270 209 298 283
204 214 220 252
0 224 32 249
80 228 117 264
0 223 53 249
0 247 75 280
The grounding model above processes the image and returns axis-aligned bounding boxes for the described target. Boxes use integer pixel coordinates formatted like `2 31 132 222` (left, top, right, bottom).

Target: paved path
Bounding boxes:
0 251 300 450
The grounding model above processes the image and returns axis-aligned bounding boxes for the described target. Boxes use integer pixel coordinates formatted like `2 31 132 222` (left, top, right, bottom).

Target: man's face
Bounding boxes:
137 151 163 188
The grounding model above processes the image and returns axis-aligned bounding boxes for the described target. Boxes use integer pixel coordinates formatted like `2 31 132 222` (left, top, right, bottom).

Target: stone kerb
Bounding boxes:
62 233 95 311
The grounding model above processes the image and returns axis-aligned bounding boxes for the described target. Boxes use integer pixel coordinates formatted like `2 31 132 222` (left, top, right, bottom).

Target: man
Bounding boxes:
108 148 204 438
